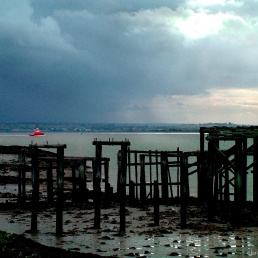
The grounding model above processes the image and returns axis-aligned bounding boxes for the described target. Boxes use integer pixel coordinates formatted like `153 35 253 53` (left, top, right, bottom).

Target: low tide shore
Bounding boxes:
1 156 258 257
0 198 258 257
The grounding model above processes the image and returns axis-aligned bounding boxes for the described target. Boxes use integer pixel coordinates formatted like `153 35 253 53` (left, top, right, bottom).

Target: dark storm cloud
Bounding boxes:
1 0 258 123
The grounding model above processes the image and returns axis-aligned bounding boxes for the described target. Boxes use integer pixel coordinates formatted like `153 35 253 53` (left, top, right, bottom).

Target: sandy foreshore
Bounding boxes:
0 156 258 257
0 198 258 257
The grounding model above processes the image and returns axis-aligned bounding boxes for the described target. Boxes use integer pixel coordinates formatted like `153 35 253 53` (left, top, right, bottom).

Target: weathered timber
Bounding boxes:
30 146 39 233
154 180 159 226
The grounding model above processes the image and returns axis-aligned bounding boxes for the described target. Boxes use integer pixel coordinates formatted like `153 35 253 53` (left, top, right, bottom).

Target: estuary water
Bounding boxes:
0 132 254 200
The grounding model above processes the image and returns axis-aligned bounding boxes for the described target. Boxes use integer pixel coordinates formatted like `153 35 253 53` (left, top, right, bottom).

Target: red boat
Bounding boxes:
30 125 45 136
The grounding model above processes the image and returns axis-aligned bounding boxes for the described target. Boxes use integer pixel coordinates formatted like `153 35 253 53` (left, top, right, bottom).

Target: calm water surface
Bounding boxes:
0 132 253 200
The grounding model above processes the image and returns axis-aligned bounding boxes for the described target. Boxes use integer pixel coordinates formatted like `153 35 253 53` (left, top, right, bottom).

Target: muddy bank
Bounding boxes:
0 198 258 257
0 230 109 258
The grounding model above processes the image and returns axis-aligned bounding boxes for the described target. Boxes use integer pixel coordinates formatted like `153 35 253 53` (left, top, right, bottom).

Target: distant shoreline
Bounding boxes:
0 122 241 134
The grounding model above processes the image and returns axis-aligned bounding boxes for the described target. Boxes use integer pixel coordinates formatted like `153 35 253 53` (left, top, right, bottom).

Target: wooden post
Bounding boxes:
180 155 187 228
120 144 127 233
140 154 146 202
155 150 159 183
46 161 53 204
224 167 230 202
18 166 22 203
207 140 215 221
78 161 85 203
104 159 109 203
242 138 247 203
31 146 39 232
149 151 153 198
117 150 122 196
177 148 180 198
161 152 168 202
213 140 219 203
128 148 131 183
94 143 102 229
222 166 230 220
129 180 135 206
71 164 76 203
253 138 258 203
214 167 218 203
22 167 26 203
134 152 139 200
234 138 243 225
56 146 64 236
198 128 206 200
154 180 159 226
219 164 223 201
18 152 26 204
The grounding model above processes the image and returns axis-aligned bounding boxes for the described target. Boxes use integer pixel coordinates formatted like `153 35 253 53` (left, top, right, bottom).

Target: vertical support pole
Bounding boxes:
161 152 168 203
180 155 187 228
18 165 22 203
198 128 206 201
224 167 230 202
134 152 139 200
234 139 242 225
149 151 153 199
253 138 258 203
104 159 109 201
46 161 53 204
94 143 102 229
214 168 218 203
177 148 180 198
128 148 131 183
222 166 230 220
31 146 39 233
155 151 159 183
242 138 247 203
18 152 26 204
22 167 26 203
140 154 146 202
120 144 128 233
207 140 215 221
213 140 219 203
117 150 122 196
218 166 223 201
78 161 85 203
129 180 135 206
154 180 159 226
56 146 64 236
71 164 76 203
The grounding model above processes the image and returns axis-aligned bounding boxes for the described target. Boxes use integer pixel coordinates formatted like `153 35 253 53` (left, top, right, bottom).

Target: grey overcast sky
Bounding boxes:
1 0 258 124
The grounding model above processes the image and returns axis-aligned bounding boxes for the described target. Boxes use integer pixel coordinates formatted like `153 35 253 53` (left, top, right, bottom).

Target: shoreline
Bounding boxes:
0 199 258 257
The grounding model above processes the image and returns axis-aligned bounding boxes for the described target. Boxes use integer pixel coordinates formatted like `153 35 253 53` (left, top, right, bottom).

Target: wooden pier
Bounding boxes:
0 126 258 233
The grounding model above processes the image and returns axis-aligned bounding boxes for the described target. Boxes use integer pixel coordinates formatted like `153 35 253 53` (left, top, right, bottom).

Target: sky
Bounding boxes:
1 0 258 125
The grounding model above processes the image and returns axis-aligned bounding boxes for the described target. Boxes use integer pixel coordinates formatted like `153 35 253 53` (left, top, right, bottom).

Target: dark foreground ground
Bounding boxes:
0 230 111 258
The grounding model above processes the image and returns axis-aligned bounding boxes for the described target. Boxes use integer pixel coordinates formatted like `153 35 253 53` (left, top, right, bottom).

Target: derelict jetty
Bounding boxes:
0 125 258 236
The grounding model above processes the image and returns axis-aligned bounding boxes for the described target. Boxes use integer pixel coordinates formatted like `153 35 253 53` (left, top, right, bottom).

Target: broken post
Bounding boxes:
161 152 168 203
94 143 102 229
129 180 136 206
46 161 53 204
31 145 39 233
180 155 187 228
120 144 128 233
104 159 110 203
71 164 76 203
56 146 65 236
78 161 86 203
140 154 146 203
154 180 159 226
254 138 258 204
